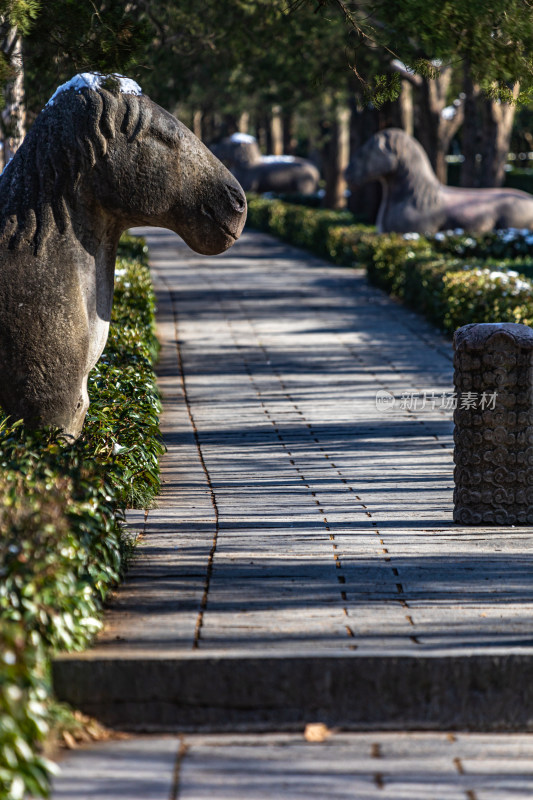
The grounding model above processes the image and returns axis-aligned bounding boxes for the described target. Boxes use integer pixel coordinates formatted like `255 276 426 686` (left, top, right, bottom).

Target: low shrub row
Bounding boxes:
429 227 533 277
246 196 533 333
365 234 533 331
0 234 163 799
246 194 373 262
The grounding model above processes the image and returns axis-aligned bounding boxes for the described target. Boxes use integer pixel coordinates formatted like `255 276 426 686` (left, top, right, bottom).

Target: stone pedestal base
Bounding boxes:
453 322 533 525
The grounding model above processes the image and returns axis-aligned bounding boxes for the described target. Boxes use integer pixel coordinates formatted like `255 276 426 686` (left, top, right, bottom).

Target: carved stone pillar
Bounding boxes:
453 322 533 525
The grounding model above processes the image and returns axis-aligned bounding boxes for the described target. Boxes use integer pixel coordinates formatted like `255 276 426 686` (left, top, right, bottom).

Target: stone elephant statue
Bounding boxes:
211 133 320 195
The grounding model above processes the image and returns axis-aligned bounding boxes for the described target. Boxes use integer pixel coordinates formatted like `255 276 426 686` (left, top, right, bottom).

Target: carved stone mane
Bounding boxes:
0 84 151 255
381 129 441 214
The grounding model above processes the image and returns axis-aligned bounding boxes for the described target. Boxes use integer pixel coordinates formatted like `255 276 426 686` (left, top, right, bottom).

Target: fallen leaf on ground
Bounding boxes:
304 723 332 742
62 731 77 749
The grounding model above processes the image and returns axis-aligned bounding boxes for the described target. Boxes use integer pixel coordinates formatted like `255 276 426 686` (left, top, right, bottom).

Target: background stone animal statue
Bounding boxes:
212 133 320 194
0 73 246 439
345 127 533 234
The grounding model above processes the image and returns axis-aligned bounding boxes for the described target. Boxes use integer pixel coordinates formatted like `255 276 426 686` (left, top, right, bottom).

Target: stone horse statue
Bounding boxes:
212 133 320 195
345 128 533 234
0 73 246 439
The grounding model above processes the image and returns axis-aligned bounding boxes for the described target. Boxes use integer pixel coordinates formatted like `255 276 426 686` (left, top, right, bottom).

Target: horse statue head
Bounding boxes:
345 128 443 232
345 129 411 186
0 73 247 438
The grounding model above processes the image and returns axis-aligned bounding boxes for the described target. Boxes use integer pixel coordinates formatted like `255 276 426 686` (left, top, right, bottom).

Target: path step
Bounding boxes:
53 650 533 731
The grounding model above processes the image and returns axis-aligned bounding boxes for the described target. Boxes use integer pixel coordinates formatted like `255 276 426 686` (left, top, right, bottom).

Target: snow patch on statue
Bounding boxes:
228 135 296 162
230 132 257 144
46 72 143 107
262 155 296 163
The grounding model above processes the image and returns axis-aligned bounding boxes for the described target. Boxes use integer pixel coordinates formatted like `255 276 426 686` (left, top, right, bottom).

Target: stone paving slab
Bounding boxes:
49 732 533 799
53 227 533 729
49 738 178 799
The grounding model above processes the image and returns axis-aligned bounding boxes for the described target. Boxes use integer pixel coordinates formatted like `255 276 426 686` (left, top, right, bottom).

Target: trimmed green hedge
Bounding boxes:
0 234 163 799
429 228 533 279
245 194 373 262
246 195 533 333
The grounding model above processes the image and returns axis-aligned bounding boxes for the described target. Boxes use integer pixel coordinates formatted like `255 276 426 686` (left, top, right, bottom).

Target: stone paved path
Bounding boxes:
49 227 533 793
50 731 533 799
116 228 531 660
108 227 461 656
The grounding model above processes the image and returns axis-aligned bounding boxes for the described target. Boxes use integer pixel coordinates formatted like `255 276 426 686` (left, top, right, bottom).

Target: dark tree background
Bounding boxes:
2 0 533 210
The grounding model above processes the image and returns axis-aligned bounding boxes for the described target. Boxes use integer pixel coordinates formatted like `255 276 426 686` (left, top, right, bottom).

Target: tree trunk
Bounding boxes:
255 115 267 151
193 110 203 140
346 98 382 221
220 113 238 139
479 84 519 187
259 114 273 154
282 110 294 155
201 110 216 144
0 26 26 168
270 105 283 155
320 106 350 209
399 80 414 136
392 63 464 184
460 67 480 187
416 66 464 183
238 111 249 134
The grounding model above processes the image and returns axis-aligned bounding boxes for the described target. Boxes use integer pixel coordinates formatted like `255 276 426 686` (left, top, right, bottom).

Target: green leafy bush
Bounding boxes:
269 191 324 208
0 234 162 799
248 195 372 260
364 233 434 293
442 267 533 331
245 194 274 231
320 224 376 266
0 453 121 798
363 237 533 332
430 227 533 265
85 253 163 508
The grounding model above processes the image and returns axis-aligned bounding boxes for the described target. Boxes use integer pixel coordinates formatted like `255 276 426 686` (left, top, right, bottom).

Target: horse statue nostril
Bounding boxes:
225 182 246 213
